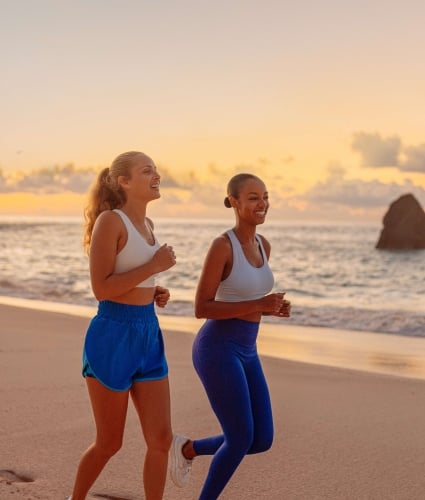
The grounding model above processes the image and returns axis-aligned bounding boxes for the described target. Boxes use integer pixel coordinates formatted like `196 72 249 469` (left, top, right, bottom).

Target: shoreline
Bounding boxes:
2 295 425 380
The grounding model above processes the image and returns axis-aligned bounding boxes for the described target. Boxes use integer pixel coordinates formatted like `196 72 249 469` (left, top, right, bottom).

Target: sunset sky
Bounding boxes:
1 0 425 221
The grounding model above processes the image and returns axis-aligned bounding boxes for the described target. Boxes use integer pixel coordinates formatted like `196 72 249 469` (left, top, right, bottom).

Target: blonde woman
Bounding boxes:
69 152 176 500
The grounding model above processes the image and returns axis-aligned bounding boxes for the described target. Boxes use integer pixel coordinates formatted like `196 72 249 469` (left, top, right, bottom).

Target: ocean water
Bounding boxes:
0 216 424 337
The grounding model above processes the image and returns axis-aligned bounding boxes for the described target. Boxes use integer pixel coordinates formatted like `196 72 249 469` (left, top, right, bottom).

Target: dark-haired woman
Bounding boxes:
69 152 176 500
170 173 291 499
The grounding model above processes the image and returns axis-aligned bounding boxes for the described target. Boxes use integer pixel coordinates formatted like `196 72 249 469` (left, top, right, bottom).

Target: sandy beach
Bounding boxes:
1 300 425 499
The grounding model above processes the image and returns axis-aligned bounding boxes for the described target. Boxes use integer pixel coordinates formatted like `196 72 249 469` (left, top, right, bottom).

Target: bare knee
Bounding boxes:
146 429 173 454
94 437 123 459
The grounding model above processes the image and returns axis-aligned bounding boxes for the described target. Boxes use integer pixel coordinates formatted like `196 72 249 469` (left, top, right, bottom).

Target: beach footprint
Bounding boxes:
0 469 34 484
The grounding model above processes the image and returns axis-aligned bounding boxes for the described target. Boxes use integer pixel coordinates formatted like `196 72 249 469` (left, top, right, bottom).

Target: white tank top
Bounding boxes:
113 209 160 288
215 230 274 302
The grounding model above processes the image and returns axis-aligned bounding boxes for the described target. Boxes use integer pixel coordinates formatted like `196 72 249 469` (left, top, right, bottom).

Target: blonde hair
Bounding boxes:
83 151 143 253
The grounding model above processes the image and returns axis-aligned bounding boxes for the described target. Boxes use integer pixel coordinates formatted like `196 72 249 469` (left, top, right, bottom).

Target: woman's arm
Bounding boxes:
89 211 175 301
257 234 291 318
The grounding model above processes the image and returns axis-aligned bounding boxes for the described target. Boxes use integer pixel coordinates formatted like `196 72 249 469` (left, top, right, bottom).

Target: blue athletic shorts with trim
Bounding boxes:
82 300 168 391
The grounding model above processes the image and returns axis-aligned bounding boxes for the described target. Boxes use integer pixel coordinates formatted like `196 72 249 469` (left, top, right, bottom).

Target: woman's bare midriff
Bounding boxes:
109 287 156 306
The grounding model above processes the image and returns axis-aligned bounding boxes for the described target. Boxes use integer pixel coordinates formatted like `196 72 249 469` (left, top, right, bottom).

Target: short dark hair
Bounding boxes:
224 173 261 208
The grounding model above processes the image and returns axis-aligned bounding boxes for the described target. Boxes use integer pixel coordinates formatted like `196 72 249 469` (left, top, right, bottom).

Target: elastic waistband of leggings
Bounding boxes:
203 318 260 344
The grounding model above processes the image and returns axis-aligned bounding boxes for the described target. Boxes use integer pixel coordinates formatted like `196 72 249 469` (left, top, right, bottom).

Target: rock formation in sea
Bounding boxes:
376 193 425 250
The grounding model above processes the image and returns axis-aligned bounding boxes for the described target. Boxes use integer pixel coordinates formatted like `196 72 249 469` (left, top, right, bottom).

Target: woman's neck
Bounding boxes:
232 225 256 245
120 202 147 225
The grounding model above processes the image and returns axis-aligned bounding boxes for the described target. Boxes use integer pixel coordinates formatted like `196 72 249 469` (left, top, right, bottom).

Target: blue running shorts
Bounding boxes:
82 300 168 391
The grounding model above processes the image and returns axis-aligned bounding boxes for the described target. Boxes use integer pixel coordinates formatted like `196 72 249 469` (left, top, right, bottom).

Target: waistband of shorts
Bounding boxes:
97 300 155 321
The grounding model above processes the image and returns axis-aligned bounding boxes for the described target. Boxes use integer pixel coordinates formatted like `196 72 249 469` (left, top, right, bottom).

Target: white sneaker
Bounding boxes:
169 434 192 487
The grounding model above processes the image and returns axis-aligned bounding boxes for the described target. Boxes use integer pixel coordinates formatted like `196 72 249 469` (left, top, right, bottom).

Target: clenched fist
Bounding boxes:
152 243 176 273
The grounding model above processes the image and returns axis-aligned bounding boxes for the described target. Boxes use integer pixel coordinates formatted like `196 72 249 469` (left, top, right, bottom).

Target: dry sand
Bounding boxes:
1 301 425 499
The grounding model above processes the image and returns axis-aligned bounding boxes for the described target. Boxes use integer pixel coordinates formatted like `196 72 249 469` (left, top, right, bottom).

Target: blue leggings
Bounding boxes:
192 319 274 500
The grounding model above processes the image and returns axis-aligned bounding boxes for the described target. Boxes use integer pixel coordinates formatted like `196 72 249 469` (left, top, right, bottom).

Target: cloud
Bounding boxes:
326 162 346 179
1 164 97 194
351 132 425 173
351 132 401 167
1 153 424 222
0 163 184 194
303 166 425 208
400 143 425 173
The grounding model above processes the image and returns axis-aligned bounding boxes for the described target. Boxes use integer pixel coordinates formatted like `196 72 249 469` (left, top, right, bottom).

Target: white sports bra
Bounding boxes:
215 230 274 302
113 209 160 288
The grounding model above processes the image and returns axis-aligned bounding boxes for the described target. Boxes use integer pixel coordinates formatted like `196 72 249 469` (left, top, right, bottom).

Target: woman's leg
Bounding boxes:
194 347 255 499
183 355 273 460
71 377 130 500
131 377 173 500
192 354 273 459
245 354 274 454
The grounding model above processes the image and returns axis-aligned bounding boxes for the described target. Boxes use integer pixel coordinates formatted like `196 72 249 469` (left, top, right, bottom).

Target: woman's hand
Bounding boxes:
259 292 291 317
152 244 177 273
274 299 291 318
154 286 170 308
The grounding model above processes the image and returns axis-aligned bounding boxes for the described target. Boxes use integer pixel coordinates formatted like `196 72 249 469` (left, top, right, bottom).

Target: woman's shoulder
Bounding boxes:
216 231 232 246
207 232 232 254
93 209 124 232
256 232 269 244
256 233 271 256
96 209 121 222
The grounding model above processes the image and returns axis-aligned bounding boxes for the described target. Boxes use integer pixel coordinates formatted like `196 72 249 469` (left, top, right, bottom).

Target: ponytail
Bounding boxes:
83 151 143 253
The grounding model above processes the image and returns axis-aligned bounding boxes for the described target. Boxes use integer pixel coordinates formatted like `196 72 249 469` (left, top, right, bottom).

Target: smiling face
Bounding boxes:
119 153 161 202
230 177 269 225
